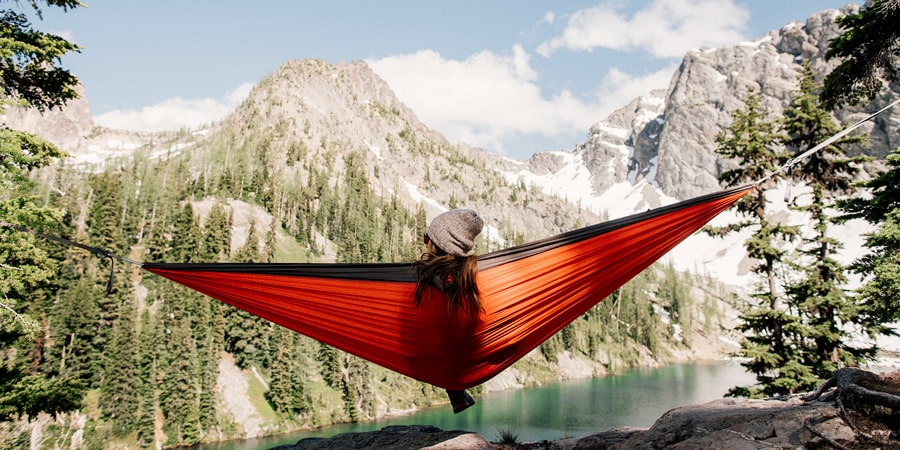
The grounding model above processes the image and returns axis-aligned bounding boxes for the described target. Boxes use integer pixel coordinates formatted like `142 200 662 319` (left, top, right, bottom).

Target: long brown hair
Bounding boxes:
415 247 481 317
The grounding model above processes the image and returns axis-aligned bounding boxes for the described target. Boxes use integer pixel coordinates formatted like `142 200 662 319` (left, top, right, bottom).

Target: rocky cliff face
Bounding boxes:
581 90 667 193
654 6 846 199
0 84 94 150
521 4 898 202
0 84 190 169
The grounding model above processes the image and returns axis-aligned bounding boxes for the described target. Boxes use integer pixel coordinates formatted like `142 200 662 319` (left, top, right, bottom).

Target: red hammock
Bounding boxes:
144 186 751 390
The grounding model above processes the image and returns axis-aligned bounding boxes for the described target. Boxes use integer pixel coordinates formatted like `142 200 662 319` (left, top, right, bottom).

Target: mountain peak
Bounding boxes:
193 58 599 242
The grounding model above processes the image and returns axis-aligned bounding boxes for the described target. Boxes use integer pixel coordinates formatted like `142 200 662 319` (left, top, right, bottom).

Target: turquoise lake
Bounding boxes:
201 361 755 449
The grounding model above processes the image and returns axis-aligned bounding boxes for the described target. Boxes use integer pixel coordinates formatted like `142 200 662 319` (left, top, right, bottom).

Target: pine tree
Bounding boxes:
0 0 84 419
170 203 203 263
780 64 869 388
838 147 900 345
821 0 900 109
264 218 278 263
87 172 126 255
0 1 81 111
266 328 309 415
345 354 372 421
153 215 223 434
99 290 140 435
193 293 220 432
86 173 127 376
266 333 294 413
705 88 799 397
134 309 159 448
201 201 232 262
317 343 343 390
659 261 694 345
44 275 102 385
160 316 201 446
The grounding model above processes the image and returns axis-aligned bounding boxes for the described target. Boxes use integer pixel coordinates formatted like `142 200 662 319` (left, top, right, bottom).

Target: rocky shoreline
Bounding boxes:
273 369 900 450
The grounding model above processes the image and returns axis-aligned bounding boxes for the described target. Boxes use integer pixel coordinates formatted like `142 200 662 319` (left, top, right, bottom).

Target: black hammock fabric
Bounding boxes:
144 185 752 390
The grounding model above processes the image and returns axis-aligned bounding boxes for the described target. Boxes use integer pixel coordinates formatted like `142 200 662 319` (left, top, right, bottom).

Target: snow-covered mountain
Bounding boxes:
4 5 894 291
499 4 894 287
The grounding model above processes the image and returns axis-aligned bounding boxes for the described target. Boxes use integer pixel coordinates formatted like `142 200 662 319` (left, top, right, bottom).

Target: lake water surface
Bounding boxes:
203 361 755 449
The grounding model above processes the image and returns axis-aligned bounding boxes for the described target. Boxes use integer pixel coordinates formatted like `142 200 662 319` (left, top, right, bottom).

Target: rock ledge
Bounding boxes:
274 394 900 450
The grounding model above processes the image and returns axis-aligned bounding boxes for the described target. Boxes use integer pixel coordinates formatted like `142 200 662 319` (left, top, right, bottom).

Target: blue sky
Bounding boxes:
35 0 854 160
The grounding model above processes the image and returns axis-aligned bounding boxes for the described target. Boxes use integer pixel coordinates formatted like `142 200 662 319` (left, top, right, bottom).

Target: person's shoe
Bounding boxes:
447 390 475 414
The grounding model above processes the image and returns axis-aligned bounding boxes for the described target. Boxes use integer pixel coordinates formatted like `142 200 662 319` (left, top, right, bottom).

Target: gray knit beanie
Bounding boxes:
427 209 484 257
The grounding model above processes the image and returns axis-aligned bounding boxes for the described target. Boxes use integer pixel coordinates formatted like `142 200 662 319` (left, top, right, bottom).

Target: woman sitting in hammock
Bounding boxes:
415 208 484 414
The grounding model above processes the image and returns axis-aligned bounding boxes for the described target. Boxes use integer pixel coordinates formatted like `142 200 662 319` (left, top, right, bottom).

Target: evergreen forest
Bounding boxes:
1 1 899 448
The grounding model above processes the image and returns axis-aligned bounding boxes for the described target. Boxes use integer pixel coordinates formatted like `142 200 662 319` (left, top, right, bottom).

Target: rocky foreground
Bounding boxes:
274 369 900 450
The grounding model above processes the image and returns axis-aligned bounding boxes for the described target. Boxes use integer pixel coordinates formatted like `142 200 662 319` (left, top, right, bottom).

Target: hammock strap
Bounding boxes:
0 220 141 293
757 97 900 189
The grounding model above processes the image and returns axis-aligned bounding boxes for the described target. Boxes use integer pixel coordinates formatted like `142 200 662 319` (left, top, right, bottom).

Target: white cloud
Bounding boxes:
537 0 749 58
541 11 556 25
226 83 255 104
94 83 254 132
595 66 676 111
367 47 599 155
511 45 537 82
